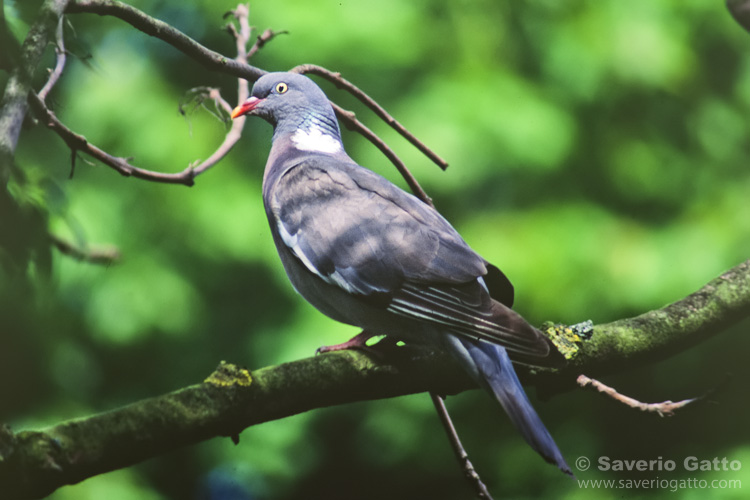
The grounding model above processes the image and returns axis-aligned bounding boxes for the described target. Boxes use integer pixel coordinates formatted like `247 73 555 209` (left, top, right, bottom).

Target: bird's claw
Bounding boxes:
316 330 378 355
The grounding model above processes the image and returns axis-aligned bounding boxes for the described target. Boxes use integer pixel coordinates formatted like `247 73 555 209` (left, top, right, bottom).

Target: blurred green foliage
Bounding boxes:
2 0 750 499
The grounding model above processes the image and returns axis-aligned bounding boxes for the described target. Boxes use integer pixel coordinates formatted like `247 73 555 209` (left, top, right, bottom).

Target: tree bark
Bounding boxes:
1 259 748 499
0 0 70 185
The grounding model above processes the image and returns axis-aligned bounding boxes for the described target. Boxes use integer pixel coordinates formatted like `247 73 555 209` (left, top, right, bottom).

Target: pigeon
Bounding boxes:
231 72 571 476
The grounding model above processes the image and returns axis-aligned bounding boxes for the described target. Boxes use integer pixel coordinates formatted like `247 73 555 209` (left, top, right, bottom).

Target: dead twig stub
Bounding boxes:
576 374 702 417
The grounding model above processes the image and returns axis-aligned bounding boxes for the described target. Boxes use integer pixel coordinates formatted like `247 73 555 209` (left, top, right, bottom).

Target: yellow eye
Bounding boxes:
275 82 288 94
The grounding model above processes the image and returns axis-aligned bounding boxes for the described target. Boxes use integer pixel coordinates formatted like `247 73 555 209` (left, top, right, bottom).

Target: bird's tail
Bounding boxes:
444 334 573 477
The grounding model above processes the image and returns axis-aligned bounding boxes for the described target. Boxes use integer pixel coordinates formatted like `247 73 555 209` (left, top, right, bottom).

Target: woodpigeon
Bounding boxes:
232 72 572 476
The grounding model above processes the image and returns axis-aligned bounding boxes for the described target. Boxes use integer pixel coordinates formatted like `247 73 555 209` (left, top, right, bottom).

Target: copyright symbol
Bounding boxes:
575 456 590 471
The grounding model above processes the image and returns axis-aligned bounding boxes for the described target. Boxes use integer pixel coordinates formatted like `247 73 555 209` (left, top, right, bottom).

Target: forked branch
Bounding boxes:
62 0 445 197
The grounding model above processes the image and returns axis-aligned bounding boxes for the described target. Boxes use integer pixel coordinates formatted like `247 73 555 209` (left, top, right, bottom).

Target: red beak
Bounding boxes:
231 96 264 119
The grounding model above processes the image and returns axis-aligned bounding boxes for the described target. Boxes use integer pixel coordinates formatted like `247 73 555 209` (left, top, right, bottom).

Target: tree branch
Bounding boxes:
1 259 747 499
560 259 750 376
65 0 265 82
188 4 254 178
6 2 748 498
37 15 67 102
290 65 442 205
27 4 271 186
291 64 449 171
431 393 494 500
49 233 120 265
28 92 201 185
0 0 71 185
331 101 434 205
246 28 288 60
727 0 750 33
58 1 443 199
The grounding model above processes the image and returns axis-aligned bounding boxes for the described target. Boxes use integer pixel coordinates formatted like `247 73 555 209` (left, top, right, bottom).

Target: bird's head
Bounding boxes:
231 73 333 126
232 72 343 152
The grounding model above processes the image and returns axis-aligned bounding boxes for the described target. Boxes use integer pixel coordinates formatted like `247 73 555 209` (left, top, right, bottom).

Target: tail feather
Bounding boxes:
444 334 573 477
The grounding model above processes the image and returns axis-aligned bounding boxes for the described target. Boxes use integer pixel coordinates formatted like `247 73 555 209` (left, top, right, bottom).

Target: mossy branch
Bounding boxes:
1 259 748 499
565 259 750 374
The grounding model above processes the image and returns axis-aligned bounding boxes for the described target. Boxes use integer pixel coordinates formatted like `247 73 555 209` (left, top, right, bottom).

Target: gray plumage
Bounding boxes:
233 72 571 476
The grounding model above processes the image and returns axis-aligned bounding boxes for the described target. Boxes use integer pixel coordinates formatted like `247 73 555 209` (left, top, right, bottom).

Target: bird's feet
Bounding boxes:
316 330 401 359
316 330 378 355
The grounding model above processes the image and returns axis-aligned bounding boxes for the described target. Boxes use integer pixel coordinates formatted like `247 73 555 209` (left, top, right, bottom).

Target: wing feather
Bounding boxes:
388 281 550 359
267 156 550 360
269 157 486 292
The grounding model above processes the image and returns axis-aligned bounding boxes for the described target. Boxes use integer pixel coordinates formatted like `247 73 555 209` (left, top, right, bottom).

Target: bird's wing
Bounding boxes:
269 156 486 292
269 156 548 358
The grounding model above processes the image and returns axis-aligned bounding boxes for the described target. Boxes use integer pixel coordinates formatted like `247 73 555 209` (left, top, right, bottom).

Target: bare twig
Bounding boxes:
247 28 288 60
292 65 441 205
211 88 233 115
28 92 199 185
0 0 71 185
66 0 265 82
49 233 120 265
576 374 700 417
38 15 67 102
189 3 254 178
431 393 494 500
29 4 271 184
64 1 444 198
332 101 434 206
180 87 233 118
292 64 449 171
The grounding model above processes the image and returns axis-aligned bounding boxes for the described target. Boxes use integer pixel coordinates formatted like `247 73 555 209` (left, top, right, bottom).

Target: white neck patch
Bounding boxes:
291 127 343 154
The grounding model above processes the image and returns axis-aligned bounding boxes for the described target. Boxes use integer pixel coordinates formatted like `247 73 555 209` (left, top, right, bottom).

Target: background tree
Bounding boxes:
1 0 750 499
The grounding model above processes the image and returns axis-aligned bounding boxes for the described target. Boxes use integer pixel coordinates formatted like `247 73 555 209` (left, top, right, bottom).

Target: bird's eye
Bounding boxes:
275 82 288 94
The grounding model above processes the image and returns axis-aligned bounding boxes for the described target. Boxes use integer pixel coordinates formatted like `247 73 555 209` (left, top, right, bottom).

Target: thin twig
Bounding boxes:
332 102 433 206
576 374 700 417
30 4 277 184
431 393 494 500
49 233 120 265
290 65 437 206
292 64 449 171
0 0 70 178
207 87 233 115
247 28 288 60
28 92 199 185
66 0 265 82
64 1 442 197
190 3 254 178
38 15 67 102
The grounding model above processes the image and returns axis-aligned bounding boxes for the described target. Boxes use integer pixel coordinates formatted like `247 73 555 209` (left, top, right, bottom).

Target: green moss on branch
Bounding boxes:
1 261 748 499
